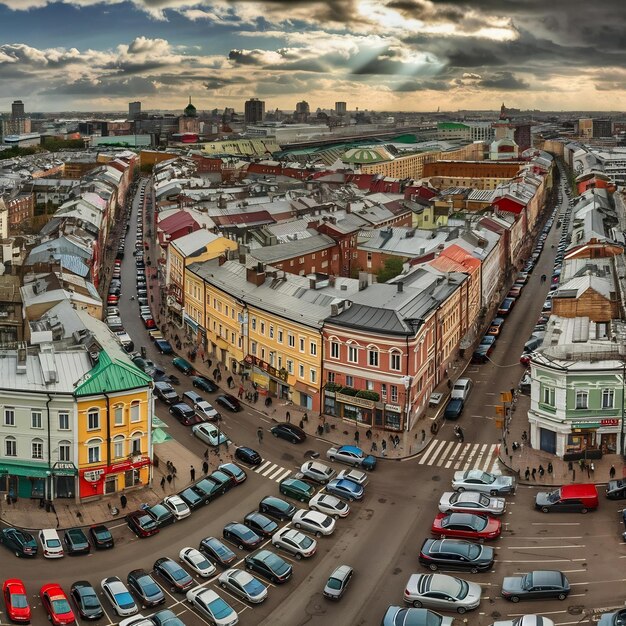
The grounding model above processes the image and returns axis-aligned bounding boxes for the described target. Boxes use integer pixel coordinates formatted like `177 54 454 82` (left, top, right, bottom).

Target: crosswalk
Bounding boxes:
417 440 501 474
253 460 293 483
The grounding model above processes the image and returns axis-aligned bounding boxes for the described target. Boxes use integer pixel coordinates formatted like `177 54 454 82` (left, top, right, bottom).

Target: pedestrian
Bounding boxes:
524 466 530 480
381 439 387 452
202 460 209 475
538 464 544 477
421 429 426 443
166 460 173 473
590 462 595 476
254 391 259 403
171 465 177 478
120 494 127 509
166 474 172 484
371 441 378 452
257 427 263 444
531 467 537 480
303 412 308 422
317 424 324 436
227 376 233 389
160 476 166 490
299 419 304 429
203 448 209 461
286 411 291 423
522 430 528 442
190 465 195 482
366 429 372 440
579 458 585 471
354 430 360 444
207 358 212 369
547 462 553 474
586 463 590 479
610 465 616 479
238 386 244 399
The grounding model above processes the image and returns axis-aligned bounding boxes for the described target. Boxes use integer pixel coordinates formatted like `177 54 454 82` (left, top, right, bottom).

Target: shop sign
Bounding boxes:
83 469 104 482
385 404 402 412
107 455 150 474
572 419 620 429
335 393 375 409
52 461 77 476
244 355 288 382
601 419 619 426
324 390 336 398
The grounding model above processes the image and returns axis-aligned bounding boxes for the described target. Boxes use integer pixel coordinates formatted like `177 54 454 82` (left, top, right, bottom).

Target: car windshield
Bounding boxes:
114 592 134 608
299 534 314 548
479 494 490 506
546 489 561 503
320 516 332 527
11 594 28 608
51 599 71 613
327 577 343 590
522 574 533 590
207 598 231 619
243 578 265 596
139 515 155 528
432 575 468 599
94 528 110 539
81 592 100 608
47 538 61 548
464 543 481 559
612 610 626 626
169 567 188 581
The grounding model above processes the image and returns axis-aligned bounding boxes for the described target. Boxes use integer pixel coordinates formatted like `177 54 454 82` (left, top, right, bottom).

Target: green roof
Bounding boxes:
342 147 390 164
74 351 152 397
438 122 469 130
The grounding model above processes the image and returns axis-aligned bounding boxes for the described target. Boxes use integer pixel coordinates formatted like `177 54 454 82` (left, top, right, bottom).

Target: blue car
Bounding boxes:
325 478 364 502
154 339 173 354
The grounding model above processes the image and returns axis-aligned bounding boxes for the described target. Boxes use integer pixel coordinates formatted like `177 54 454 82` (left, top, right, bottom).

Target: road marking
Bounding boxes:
474 443 488 469
505 545 586 549
418 439 446 465
498 559 587 563
571 578 626 585
531 522 581 526
268 466 287 480
444 443 463 468
261 463 278 477
255 460 271 473
274 469 292 483
503 536 583 539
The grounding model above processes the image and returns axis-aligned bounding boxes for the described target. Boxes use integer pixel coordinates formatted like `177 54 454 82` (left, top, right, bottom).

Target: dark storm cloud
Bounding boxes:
228 49 263 65
203 75 248 90
393 78 451 92
478 71 529 90
43 76 158 97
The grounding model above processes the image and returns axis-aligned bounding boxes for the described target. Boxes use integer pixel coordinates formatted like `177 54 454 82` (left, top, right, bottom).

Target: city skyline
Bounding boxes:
1 0 625 113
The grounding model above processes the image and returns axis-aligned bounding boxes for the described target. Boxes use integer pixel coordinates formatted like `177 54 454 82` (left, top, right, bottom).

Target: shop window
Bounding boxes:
114 404 124 426
5 436 16 456
125 469 140 488
385 411 401 430
575 390 588 409
31 439 43 460
105 476 117 494
602 388 615 409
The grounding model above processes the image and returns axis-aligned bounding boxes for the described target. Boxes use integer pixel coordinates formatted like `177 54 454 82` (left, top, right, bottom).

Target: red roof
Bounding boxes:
404 185 437 200
346 173 375 190
492 196 525 215
158 211 199 235
430 244 481 274
215 210 275 226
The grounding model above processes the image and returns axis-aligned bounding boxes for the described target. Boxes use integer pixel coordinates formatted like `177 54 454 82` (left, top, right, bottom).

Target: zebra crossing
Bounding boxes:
253 459 293 483
417 439 501 473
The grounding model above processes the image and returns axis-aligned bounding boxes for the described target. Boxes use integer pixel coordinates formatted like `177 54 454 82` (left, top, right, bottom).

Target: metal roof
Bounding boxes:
74 350 151 396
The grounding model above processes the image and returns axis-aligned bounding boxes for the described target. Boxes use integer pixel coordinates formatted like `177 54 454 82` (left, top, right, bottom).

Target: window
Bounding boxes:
310 369 317 384
4 408 15 426
58 412 69 430
113 436 124 459
251 317 257 331
5 436 16 457
327 372 335 383
299 364 305 378
602 388 615 409
278 329 283 343
299 337 305 353
310 342 317 356
368 348 379 367
331 342 340 359
287 360 294 375
542 386 555 407
32 439 43 460
87 409 99 430
381 383 387 399
575 390 588 410
31 411 43 429
390 352 401 371
366 380 374 391
114 405 124 426
269 325 274 339
59 441 71 462
130 402 140 423
251 341 257 356
391 385 398 403
346 375 354 387
288 333 295 348
87 441 101 464
132 436 142 455
260 322 265 335
348 345 358 363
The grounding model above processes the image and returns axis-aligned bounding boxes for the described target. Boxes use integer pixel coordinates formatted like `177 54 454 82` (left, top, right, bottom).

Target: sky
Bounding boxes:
1 0 626 114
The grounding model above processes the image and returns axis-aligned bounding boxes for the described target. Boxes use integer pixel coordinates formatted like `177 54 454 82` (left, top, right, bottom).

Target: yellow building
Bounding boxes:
74 351 153 501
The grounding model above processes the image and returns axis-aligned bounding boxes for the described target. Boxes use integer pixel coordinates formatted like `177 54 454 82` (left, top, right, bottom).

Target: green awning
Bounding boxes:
0 464 50 478
152 428 172 444
152 416 169 429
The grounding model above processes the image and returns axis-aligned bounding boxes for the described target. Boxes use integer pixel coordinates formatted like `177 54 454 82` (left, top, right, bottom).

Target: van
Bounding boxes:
182 390 204 407
535 484 599 513
451 378 472 401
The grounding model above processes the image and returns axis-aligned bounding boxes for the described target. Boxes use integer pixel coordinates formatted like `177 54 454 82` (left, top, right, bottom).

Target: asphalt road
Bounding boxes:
4 176 626 626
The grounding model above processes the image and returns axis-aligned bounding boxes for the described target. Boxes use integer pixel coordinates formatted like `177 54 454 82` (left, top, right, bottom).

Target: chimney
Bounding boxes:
397 282 404 293
218 254 227 266
247 262 266 286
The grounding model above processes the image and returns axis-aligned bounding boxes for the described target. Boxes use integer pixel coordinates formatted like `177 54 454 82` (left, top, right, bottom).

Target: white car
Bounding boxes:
217 568 268 604
192 422 229 447
300 460 336 484
308 492 350 519
404 573 482 614
163 495 191 520
119 616 153 626
492 617 555 626
438 491 506 516
186 586 238 626
292 509 336 537
336 468 368 486
271 528 317 559
39 528 63 558
195 400 220 421
101 577 138 617
452 470 515 496
179 547 217 578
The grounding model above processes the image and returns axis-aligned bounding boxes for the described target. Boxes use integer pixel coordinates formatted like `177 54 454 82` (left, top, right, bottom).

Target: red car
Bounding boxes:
125 510 159 538
40 583 75 625
3 579 31 623
431 512 501 541
107 295 119 305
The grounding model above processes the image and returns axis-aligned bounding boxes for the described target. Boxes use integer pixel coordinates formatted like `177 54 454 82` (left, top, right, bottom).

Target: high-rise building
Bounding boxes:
2 100 30 137
295 100 310 122
129 101 141 120
335 101 347 115
244 98 265 125
593 119 613 138
11 100 25 119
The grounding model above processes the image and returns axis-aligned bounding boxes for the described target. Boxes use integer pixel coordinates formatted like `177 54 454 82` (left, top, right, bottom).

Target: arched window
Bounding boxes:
87 407 100 430
367 345 379 368
4 436 16 457
389 349 402 371
31 437 44 460
113 435 125 459
58 440 71 462
346 341 359 363
86 438 102 464
130 431 144 456
130 401 141 423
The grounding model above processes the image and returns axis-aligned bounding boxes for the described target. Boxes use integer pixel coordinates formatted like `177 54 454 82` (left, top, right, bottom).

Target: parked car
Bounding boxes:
235 446 262 466
450 378 473 401
218 463 246 484
497 297 516 315
199 537 237 568
326 445 376 470
501 570 570 602
179 547 217 578
300 460 336 484
162 495 191 520
471 344 491 364
599 609 626 626
270 422 307 443
169 402 203 425
403 573 481 614
308 492 350 519
195 400 220 422
172 356 194 374
606 479 626 499
535 484 599 513
381 606 453 626
244 549 293 584
191 376 218 393
126 511 159 538
279 477 315 502
41 583 76 625
272 527 317 559
507 286 522 298
0 527 37 557
145 503 176 527
431 512 501 541
217 568 267 604
101 577 138 616
3 579 31 623
126 570 165 608
64 528 91 555
443 398 464 420
154 381 179 404
215 394 241 412
325 478 364 501
259 495 297 521
178 487 205 511
418 538 494 573
336 468 368 486
193 477 223 503
223 522 263 550
185 586 238 625
153 558 194 593
452 470 516 496
89 525 114 549
192 422 229 446
151 610 185 626
209 470 235 493
70 580 104 620
39 528 64 558
438 491 506 516
292 509 336 537
243 511 278 538
323 565 353 600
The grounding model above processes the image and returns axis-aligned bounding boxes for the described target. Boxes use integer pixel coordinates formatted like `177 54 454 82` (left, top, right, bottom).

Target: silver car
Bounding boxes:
308 492 350 519
271 528 317 559
217 568 267 604
493 617 556 626
336 468 368 486
292 509 336 537
438 491 506 515
300 461 336 484
452 470 515 496
404 573 482 614
323 565 353 600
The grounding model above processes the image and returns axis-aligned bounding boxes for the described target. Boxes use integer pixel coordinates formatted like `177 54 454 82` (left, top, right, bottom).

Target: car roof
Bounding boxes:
338 445 363 454
529 570 564 585
330 564 353 580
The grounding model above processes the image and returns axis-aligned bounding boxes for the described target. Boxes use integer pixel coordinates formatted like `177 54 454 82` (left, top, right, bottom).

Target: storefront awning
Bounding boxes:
0 464 50 478
152 416 169 429
152 428 173 443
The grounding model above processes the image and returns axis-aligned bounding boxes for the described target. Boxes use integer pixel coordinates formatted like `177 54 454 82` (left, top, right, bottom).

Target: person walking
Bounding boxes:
381 439 387 454
610 465 616 479
238 386 244 399
365 429 372 440
120 494 127 509
160 476 166 490
531 467 537 480
285 411 291 423
354 430 360 444
421 429 426 443
190 466 196 482
202 460 209 475
257 427 264 444
524 466 530 480
166 474 172 485
203 449 209 461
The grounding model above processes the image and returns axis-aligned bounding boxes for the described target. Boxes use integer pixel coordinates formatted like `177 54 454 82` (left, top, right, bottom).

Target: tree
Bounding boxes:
377 257 404 283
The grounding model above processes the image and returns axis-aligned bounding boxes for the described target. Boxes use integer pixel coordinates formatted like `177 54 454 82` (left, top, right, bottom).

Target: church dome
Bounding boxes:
184 98 197 117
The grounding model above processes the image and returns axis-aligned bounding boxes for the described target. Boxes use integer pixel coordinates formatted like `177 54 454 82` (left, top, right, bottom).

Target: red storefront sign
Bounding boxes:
601 419 619 426
79 456 151 498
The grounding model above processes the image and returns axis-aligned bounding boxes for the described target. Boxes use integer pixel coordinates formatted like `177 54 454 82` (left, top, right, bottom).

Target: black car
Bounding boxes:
259 496 297 521
223 522 263 550
418 538 494 573
64 528 91 555
244 511 278 538
244 549 293 584
199 537 237 567
443 398 464 421
127 569 165 608
607 479 626 499
70 581 104 620
235 446 262 466
145 503 175 528
194 478 223 503
192 376 218 393
178 487 206 510
152 610 186 626
169 402 202 425
209 470 235 493
154 382 179 405
270 422 307 444
153 557 194 593
502 570 570 602
215 394 241 412
0 527 37 557
89 525 114 549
